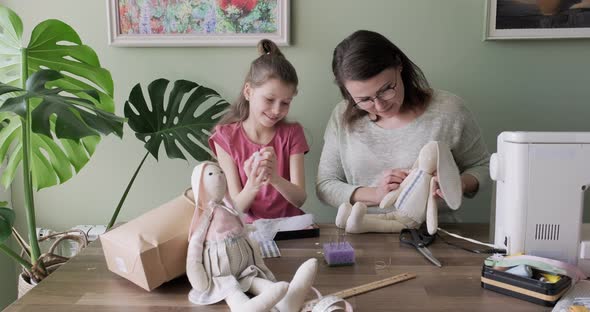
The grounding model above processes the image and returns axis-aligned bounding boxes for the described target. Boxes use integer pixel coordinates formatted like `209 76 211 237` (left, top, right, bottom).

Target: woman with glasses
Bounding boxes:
316 30 490 232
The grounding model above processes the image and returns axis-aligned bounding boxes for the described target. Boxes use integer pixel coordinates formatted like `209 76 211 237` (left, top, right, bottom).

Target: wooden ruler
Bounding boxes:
302 272 416 309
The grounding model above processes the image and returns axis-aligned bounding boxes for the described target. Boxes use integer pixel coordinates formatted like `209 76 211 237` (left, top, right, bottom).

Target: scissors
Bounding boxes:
400 228 442 267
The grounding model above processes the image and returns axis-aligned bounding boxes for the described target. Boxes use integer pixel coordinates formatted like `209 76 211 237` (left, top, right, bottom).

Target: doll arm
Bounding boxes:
187 232 210 292
379 188 402 209
186 207 213 292
246 236 277 282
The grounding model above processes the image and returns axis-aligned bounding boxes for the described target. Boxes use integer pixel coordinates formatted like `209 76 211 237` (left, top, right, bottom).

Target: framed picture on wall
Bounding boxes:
484 0 590 39
107 0 290 47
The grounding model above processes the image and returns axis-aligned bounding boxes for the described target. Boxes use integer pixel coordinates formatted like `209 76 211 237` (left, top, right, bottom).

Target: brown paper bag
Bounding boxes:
100 189 195 291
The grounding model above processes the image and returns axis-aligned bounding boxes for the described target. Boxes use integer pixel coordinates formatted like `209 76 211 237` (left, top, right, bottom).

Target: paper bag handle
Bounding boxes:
183 188 195 205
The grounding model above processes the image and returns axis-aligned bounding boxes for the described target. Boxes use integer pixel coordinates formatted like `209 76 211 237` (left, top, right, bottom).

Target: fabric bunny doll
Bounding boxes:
186 161 318 312
335 141 462 235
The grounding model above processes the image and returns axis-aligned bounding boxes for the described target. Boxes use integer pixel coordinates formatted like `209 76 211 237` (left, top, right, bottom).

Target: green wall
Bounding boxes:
0 243 17 310
2 0 590 306
0 184 16 309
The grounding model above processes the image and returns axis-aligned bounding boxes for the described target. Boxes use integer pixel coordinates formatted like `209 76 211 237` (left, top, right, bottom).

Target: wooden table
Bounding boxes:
5 224 553 311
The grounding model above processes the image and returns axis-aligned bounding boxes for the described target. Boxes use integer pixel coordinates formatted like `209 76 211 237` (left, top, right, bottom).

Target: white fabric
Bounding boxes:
188 236 274 305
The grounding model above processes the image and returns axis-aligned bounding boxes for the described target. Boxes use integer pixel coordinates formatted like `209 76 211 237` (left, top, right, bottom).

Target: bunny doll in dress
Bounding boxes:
186 161 318 312
335 141 462 235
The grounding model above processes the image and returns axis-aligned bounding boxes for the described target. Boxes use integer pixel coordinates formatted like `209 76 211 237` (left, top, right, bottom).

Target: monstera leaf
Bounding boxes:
107 79 229 229
0 6 113 109
0 70 124 190
125 79 229 161
0 5 115 190
0 206 14 243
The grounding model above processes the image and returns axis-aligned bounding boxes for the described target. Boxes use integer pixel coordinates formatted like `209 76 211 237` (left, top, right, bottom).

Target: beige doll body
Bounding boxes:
187 162 317 312
335 141 461 235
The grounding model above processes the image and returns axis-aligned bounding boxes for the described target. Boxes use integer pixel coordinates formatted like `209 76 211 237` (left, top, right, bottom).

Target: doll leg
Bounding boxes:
226 282 288 312
335 202 352 228
275 258 318 312
246 237 277 281
346 202 407 233
248 277 274 295
366 211 397 220
344 202 368 233
250 259 318 312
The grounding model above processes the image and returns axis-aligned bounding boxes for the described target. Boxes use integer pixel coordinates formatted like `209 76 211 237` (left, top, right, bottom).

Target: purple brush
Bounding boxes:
323 241 355 266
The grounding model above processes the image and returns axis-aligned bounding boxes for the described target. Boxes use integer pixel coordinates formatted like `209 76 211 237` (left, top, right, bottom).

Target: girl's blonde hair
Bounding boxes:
218 39 299 125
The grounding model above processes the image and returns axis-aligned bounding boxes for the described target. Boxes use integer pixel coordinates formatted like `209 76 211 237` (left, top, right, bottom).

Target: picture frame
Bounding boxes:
484 0 590 40
107 0 290 47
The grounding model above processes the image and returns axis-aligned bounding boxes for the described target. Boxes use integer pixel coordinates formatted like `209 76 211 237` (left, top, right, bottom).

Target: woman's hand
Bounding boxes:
432 174 470 198
432 175 444 198
375 168 409 202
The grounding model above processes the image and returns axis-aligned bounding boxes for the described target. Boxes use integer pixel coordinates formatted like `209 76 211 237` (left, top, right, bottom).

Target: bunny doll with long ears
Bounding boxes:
186 161 318 312
335 141 462 235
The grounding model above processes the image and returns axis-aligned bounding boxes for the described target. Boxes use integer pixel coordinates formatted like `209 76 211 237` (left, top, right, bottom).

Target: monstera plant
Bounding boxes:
107 79 230 229
0 5 124 284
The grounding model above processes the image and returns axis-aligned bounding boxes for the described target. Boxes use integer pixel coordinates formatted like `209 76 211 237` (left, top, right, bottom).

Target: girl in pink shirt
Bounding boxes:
209 39 309 223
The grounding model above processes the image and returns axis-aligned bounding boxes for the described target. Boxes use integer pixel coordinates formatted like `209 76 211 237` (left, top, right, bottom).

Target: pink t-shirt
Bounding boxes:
209 122 309 223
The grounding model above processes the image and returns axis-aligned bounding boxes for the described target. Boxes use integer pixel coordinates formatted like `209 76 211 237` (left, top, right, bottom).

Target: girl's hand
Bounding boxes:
243 154 270 192
256 147 278 184
243 153 257 179
375 168 409 202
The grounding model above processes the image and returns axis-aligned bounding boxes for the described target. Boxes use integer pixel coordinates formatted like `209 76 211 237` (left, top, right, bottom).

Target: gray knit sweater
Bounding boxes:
316 90 490 209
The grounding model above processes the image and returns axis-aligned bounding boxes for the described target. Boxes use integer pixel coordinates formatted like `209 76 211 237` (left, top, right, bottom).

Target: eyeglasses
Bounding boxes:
352 78 398 109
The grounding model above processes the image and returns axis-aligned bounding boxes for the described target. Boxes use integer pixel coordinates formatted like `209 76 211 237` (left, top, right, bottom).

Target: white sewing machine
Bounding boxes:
490 131 590 274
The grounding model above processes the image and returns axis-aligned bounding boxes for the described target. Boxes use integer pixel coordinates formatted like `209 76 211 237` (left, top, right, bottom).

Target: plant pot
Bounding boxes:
17 265 61 298
17 264 63 298
16 230 87 298
17 272 36 298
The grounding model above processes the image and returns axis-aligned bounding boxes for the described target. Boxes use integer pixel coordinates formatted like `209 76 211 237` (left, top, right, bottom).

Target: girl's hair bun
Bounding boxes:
257 39 284 57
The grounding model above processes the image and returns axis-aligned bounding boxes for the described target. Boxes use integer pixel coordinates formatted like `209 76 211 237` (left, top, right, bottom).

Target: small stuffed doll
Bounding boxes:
335 141 462 235
186 161 317 312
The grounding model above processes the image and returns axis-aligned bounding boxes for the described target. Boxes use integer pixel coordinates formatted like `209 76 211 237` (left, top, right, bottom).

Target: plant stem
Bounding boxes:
20 48 41 266
0 243 32 271
107 151 150 230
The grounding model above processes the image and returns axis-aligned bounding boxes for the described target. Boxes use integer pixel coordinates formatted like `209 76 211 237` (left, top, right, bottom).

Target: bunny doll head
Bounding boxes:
188 161 236 240
199 162 227 204
191 161 234 208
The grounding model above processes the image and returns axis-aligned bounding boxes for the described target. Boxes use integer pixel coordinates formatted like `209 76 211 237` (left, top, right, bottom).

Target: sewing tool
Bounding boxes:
323 241 355 266
481 264 571 306
302 272 416 310
323 225 355 266
400 228 441 267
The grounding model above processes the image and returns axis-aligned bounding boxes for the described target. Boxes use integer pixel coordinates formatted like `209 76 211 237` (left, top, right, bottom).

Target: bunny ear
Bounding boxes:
436 142 462 210
188 162 208 240
409 158 419 171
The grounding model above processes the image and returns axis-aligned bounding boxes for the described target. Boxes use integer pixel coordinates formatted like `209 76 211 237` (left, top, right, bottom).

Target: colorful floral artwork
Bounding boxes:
117 0 279 35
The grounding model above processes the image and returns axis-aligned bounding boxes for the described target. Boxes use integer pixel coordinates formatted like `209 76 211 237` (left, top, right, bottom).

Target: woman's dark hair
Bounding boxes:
218 39 298 125
332 30 432 127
